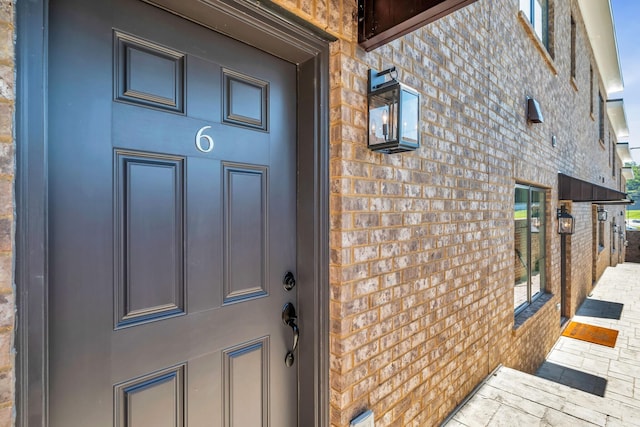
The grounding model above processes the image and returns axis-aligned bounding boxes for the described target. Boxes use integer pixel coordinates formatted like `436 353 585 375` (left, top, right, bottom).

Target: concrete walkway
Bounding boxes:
444 263 640 426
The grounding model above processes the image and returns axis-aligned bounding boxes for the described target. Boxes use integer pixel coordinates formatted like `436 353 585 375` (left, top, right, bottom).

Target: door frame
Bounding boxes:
15 1 333 425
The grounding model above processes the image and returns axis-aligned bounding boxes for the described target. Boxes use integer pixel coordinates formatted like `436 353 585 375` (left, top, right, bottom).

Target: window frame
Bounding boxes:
599 91 605 143
590 66 594 117
612 222 616 251
570 14 576 79
611 133 616 176
520 0 549 49
514 184 547 315
598 220 605 251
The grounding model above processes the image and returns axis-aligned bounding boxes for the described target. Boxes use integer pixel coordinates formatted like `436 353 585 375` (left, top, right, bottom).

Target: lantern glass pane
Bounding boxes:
369 88 399 145
400 89 419 143
558 214 573 234
514 187 529 310
531 189 545 297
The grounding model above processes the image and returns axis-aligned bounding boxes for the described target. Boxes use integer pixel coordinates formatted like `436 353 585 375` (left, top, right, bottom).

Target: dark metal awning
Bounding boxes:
357 0 479 51
558 173 633 204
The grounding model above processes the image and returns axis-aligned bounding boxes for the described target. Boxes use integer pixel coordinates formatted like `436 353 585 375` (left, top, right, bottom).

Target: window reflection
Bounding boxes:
514 185 546 312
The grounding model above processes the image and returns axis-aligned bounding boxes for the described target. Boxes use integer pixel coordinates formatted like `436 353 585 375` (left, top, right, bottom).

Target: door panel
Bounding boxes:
114 364 186 427
48 0 297 425
115 151 186 327
222 163 269 303
222 337 270 426
114 31 185 113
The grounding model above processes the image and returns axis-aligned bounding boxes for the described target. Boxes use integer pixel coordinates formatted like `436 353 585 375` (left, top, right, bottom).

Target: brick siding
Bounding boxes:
625 230 640 263
274 0 627 425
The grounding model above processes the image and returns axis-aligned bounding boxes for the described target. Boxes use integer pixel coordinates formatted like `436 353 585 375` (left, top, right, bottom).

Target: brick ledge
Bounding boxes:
513 292 554 330
517 11 558 76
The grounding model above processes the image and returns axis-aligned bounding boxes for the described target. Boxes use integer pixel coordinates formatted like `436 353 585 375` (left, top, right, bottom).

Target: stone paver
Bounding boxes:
443 263 640 426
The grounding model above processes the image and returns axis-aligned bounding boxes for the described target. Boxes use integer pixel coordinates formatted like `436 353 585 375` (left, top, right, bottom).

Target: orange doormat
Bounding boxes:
562 321 619 348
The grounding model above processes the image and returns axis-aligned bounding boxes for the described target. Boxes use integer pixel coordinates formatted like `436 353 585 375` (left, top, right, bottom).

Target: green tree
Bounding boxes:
626 163 640 206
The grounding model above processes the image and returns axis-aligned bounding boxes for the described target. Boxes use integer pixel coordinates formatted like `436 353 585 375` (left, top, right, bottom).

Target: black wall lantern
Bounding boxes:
557 206 575 235
368 67 420 154
597 207 608 222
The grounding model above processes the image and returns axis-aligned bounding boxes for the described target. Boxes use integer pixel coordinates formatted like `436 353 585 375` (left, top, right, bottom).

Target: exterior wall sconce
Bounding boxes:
527 96 544 123
368 67 420 153
557 206 575 234
597 207 608 222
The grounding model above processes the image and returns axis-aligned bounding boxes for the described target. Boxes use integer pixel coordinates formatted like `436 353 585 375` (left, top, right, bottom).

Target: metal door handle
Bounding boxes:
282 302 299 367
287 318 299 352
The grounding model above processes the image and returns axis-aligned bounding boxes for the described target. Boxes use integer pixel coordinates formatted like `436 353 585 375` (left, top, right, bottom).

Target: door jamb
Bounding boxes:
15 1 333 426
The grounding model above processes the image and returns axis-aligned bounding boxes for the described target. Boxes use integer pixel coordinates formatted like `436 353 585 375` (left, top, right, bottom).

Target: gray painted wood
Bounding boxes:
15 0 49 424
17 0 333 425
48 0 297 424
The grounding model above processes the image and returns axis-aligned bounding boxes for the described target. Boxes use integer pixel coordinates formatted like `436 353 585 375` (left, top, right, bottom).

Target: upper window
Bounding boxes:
520 0 549 49
611 134 616 176
599 92 605 142
514 185 546 313
590 66 594 117
570 15 576 79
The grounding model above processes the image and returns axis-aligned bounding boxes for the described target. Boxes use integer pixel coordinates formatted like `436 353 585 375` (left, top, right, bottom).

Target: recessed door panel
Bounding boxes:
48 0 298 424
223 69 268 130
115 151 185 327
223 163 268 303
114 31 185 112
115 364 185 427
223 337 269 427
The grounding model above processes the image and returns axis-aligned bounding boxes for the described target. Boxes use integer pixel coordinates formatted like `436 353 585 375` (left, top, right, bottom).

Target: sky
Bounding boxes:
611 0 640 162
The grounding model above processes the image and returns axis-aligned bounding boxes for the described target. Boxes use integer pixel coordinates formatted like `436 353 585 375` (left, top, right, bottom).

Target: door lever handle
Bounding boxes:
286 317 299 352
282 302 299 367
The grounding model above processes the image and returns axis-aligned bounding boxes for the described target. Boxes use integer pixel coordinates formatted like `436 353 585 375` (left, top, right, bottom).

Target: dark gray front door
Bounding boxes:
48 0 297 424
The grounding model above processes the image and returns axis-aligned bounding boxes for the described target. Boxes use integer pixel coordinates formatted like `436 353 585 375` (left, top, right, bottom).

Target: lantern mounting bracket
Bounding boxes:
369 67 398 92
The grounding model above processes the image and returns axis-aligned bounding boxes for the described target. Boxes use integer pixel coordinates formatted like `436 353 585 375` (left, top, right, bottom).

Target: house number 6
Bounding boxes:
195 126 214 153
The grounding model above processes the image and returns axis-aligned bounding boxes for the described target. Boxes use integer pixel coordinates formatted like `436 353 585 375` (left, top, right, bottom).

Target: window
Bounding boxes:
598 220 605 251
590 66 594 116
570 15 576 79
514 185 546 312
613 154 616 177
611 134 616 176
520 0 549 49
599 92 605 142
